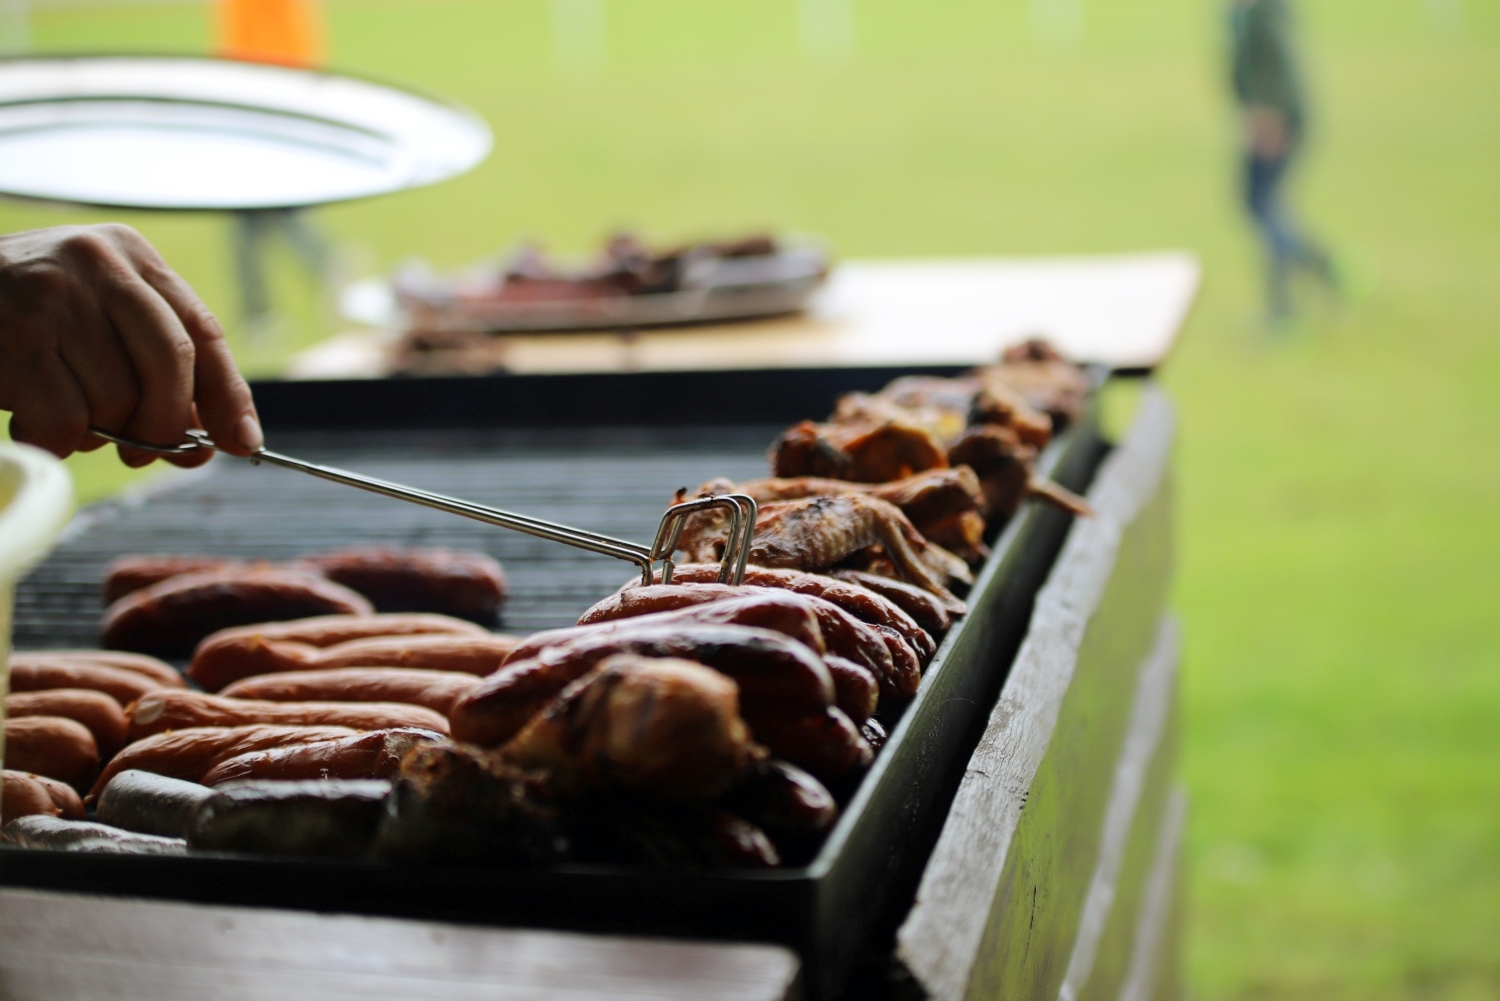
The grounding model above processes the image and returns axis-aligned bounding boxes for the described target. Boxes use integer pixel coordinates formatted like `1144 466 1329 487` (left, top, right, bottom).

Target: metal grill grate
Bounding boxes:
13 425 779 651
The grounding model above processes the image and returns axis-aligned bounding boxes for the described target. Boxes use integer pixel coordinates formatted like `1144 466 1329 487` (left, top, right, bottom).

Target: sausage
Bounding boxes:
125 690 450 743
221 668 481 715
96 770 215 839
88 724 360 800
102 567 375 656
822 656 878 723
870 624 923 699
8 659 166 705
10 650 185 689
187 778 392 858
3 716 100 791
641 564 936 663
189 627 515 692
570 802 779 868
299 548 508 625
103 555 242 603
5 689 129 757
28 773 87 819
199 727 444 786
1 815 187 854
3 771 62 823
744 708 872 783
512 594 826 664
451 624 833 748
828 568 957 637
724 760 838 838
579 583 896 690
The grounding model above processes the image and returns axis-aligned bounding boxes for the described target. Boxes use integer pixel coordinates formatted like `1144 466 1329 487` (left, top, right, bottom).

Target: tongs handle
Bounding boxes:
87 426 757 587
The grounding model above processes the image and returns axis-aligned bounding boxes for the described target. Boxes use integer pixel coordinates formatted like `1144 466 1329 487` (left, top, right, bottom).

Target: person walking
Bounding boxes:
1230 0 1337 323
214 0 330 329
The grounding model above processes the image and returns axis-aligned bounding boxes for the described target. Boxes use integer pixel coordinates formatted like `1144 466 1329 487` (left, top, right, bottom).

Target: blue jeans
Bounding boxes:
1244 145 1331 318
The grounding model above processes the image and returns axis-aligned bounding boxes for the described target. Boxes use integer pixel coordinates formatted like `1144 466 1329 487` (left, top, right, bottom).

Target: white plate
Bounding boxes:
0 56 491 210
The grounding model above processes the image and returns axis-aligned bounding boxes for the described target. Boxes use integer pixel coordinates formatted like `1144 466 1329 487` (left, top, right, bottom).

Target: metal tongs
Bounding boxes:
88 426 757 587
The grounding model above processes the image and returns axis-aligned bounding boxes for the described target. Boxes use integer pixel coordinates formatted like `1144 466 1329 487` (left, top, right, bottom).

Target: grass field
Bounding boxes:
3 1 1497 997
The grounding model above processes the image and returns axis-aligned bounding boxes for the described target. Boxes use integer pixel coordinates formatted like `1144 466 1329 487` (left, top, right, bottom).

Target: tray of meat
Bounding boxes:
0 342 1102 1000
393 232 828 339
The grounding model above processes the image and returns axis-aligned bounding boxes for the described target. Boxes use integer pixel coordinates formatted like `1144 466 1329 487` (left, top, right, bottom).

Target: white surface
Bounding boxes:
0 441 73 590
316 252 1199 376
0 57 491 209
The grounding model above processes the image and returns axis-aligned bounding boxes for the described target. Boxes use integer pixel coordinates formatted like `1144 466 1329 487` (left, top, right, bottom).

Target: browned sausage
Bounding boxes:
189 626 513 691
5 690 129 758
125 690 450 742
220 668 480 715
869 624 923 699
26 773 86 819
580 583 899 699
641 564 936 662
102 567 375 656
8 660 166 705
822 656 878 723
2 771 60 823
746 708 872 783
511 595 826 664
451 625 833 748
828 568 958 637
87 724 360 800
200 727 444 786
298 548 508 624
103 555 242 603
3 717 100 791
10 650 185 689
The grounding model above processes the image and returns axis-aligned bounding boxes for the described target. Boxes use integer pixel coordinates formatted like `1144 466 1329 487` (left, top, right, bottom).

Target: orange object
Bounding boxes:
215 0 326 68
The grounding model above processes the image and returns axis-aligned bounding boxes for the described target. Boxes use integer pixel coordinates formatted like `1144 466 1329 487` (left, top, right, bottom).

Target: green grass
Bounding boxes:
3 1 1498 996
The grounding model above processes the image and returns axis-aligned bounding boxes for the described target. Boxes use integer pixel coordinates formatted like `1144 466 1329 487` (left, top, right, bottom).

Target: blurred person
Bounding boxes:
0 224 262 466
1230 0 1337 323
215 0 330 328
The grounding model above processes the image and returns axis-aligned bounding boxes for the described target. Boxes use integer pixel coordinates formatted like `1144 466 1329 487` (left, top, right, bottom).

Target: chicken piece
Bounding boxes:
987 338 1093 430
504 656 764 804
874 372 1053 448
947 424 1038 520
673 493 968 601
770 418 949 483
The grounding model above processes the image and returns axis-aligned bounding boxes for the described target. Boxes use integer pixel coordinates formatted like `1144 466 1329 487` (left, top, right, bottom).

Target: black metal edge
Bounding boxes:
248 366 971 431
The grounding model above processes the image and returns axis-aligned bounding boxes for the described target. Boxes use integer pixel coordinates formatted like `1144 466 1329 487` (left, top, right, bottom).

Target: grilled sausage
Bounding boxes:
28 773 87 819
200 727 444 786
10 650 185 689
827 568 957 637
1 815 187 854
88 725 359 800
188 613 487 691
102 567 374 656
822 656 878 723
220 668 481 716
187 778 392 858
513 594 826 663
299 548 508 625
724 760 838 838
744 708 872 783
5 689 129 757
869 624 923 699
3 771 63 823
8 660 166 705
190 630 517 692
580 583 898 699
96 770 216 839
103 555 242 603
3 717 100 791
451 625 833 748
638 564 935 662
125 690 450 742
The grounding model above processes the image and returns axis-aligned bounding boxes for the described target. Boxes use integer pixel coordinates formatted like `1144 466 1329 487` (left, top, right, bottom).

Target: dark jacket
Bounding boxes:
1230 0 1305 133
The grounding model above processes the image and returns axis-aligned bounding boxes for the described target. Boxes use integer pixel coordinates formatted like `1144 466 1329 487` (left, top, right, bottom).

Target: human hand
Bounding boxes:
0 224 261 468
1244 105 1288 159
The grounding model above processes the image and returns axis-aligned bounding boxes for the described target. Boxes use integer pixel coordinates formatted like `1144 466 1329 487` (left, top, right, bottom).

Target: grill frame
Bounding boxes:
0 366 1106 1000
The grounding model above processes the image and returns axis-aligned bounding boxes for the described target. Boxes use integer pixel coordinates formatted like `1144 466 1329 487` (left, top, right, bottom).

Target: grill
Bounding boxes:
2 367 1106 1000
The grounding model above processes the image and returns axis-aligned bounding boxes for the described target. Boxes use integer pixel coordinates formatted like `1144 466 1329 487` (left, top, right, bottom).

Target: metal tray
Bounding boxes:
0 366 1105 1000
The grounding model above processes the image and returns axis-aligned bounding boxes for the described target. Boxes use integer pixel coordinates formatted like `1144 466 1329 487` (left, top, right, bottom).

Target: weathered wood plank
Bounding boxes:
894 384 1176 1001
0 887 800 1001
1116 785 1188 1001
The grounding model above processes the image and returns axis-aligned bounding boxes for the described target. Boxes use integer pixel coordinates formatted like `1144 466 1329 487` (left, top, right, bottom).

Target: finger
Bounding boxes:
4 345 92 458
96 274 197 469
116 229 262 457
162 402 214 470
53 297 141 444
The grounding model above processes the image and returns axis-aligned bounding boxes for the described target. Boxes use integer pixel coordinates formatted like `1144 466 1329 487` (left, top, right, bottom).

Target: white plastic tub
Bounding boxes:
0 442 74 769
